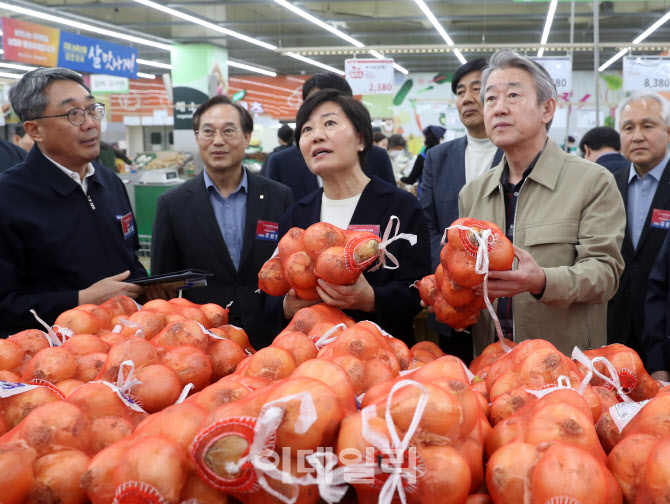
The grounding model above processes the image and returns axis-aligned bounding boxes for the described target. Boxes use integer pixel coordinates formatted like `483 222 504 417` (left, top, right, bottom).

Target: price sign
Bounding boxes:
624 56 670 91
530 56 572 93
345 59 394 95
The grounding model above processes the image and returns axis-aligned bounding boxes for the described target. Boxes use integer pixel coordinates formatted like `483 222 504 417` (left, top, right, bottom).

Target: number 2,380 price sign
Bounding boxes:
624 56 670 92
345 59 395 95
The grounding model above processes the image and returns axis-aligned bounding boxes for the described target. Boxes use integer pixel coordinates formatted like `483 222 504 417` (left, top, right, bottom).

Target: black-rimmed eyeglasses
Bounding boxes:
29 102 106 126
196 127 242 141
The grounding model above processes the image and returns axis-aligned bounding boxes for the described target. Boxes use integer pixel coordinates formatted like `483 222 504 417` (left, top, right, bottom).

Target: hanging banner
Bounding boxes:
623 56 670 92
530 56 572 94
2 17 60 67
345 59 394 95
1 17 138 78
171 44 228 130
57 31 137 79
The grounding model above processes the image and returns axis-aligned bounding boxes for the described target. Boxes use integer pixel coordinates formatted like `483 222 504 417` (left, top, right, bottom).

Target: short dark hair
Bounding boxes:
192 95 253 134
388 134 407 149
277 123 294 144
451 58 488 95
579 126 621 154
373 131 387 144
295 89 372 168
302 72 353 100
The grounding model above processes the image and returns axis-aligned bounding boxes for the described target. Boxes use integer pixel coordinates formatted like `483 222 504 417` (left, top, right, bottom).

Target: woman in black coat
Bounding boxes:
267 89 431 346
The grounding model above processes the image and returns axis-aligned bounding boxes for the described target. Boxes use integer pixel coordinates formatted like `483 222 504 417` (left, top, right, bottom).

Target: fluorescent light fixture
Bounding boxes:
286 52 345 75
272 0 364 48
540 0 558 45
0 50 3 55
0 61 37 71
368 50 408 75
0 71 22 79
227 60 277 77
130 0 276 51
599 9 670 71
137 58 173 69
136 72 157 79
633 9 670 44
599 47 629 72
412 0 466 64
0 1 172 51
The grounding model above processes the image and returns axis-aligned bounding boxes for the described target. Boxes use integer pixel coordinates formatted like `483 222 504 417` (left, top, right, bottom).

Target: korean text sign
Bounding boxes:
58 31 138 79
2 17 60 67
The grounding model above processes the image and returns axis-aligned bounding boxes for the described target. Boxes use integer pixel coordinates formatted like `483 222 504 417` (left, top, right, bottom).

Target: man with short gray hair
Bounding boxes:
608 91 670 379
0 67 147 337
457 49 626 356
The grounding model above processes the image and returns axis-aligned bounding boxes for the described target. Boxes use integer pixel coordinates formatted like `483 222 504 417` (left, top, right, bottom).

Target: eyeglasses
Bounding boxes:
196 127 242 141
30 102 106 126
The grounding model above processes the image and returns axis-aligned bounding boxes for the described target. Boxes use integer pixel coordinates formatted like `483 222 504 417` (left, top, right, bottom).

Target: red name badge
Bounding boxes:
118 212 135 239
347 224 381 236
256 220 279 241
651 209 670 230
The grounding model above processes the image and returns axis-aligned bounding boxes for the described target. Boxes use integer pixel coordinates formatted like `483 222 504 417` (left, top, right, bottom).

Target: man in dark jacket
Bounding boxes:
260 123 293 177
266 72 395 201
0 68 146 336
608 91 670 372
418 58 503 363
0 137 26 173
151 95 293 349
579 126 630 174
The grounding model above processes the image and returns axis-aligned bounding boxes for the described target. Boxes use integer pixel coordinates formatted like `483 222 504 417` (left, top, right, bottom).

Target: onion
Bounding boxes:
29 449 90 504
0 441 37 504
240 347 296 381
54 308 101 335
151 320 209 351
0 339 24 373
88 416 134 454
129 364 182 414
95 336 159 382
278 227 305 261
161 345 212 392
271 332 318 366
61 334 109 357
206 338 246 382
22 346 77 384
74 352 108 382
101 295 140 317
80 438 134 504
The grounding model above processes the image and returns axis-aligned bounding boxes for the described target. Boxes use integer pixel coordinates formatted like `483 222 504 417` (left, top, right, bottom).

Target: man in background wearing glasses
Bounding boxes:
151 95 293 349
0 67 147 337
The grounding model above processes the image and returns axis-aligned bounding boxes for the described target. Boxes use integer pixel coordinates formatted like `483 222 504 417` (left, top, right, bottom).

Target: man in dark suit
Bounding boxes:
266 72 395 201
0 137 26 173
608 91 670 376
151 95 293 349
419 58 503 363
579 126 630 174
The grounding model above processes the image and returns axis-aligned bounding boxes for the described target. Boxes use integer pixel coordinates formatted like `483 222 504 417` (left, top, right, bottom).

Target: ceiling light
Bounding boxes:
633 9 670 44
0 1 172 51
599 48 629 72
227 60 277 77
0 71 22 79
136 72 156 79
538 0 558 57
130 0 276 51
137 58 173 69
369 50 408 75
599 9 670 71
272 0 364 48
286 52 345 75
0 61 37 71
412 0 466 64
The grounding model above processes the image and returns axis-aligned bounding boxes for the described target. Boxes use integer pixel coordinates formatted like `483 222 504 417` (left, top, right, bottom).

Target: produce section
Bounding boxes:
0 290 669 503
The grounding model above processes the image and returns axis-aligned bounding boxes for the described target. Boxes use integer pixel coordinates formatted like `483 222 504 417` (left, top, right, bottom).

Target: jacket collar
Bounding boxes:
481 137 562 196
28 145 103 196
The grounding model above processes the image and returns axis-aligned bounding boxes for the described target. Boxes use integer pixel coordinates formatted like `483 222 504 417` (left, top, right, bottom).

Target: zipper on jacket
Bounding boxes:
500 177 529 343
86 194 96 211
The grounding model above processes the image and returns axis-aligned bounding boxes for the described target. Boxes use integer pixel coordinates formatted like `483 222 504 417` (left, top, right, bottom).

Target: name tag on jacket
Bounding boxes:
651 209 670 230
256 220 279 241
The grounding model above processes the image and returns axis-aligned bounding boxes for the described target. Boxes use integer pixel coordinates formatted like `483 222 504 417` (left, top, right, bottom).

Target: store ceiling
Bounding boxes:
3 0 670 77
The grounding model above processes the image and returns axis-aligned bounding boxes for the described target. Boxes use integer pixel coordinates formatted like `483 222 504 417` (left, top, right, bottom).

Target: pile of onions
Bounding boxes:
338 361 491 502
416 218 514 330
258 222 381 300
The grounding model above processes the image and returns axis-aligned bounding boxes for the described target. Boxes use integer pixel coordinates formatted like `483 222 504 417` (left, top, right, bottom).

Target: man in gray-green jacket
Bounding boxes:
458 50 626 357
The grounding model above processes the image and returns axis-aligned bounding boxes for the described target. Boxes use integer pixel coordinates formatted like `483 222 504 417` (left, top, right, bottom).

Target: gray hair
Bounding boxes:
9 67 89 122
615 91 670 128
481 49 558 131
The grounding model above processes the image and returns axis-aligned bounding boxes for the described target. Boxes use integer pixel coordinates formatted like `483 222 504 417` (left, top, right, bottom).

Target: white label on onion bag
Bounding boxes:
610 399 650 433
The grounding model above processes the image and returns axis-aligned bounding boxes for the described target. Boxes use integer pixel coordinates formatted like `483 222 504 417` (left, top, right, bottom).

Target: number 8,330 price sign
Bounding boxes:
624 57 670 92
345 59 395 95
